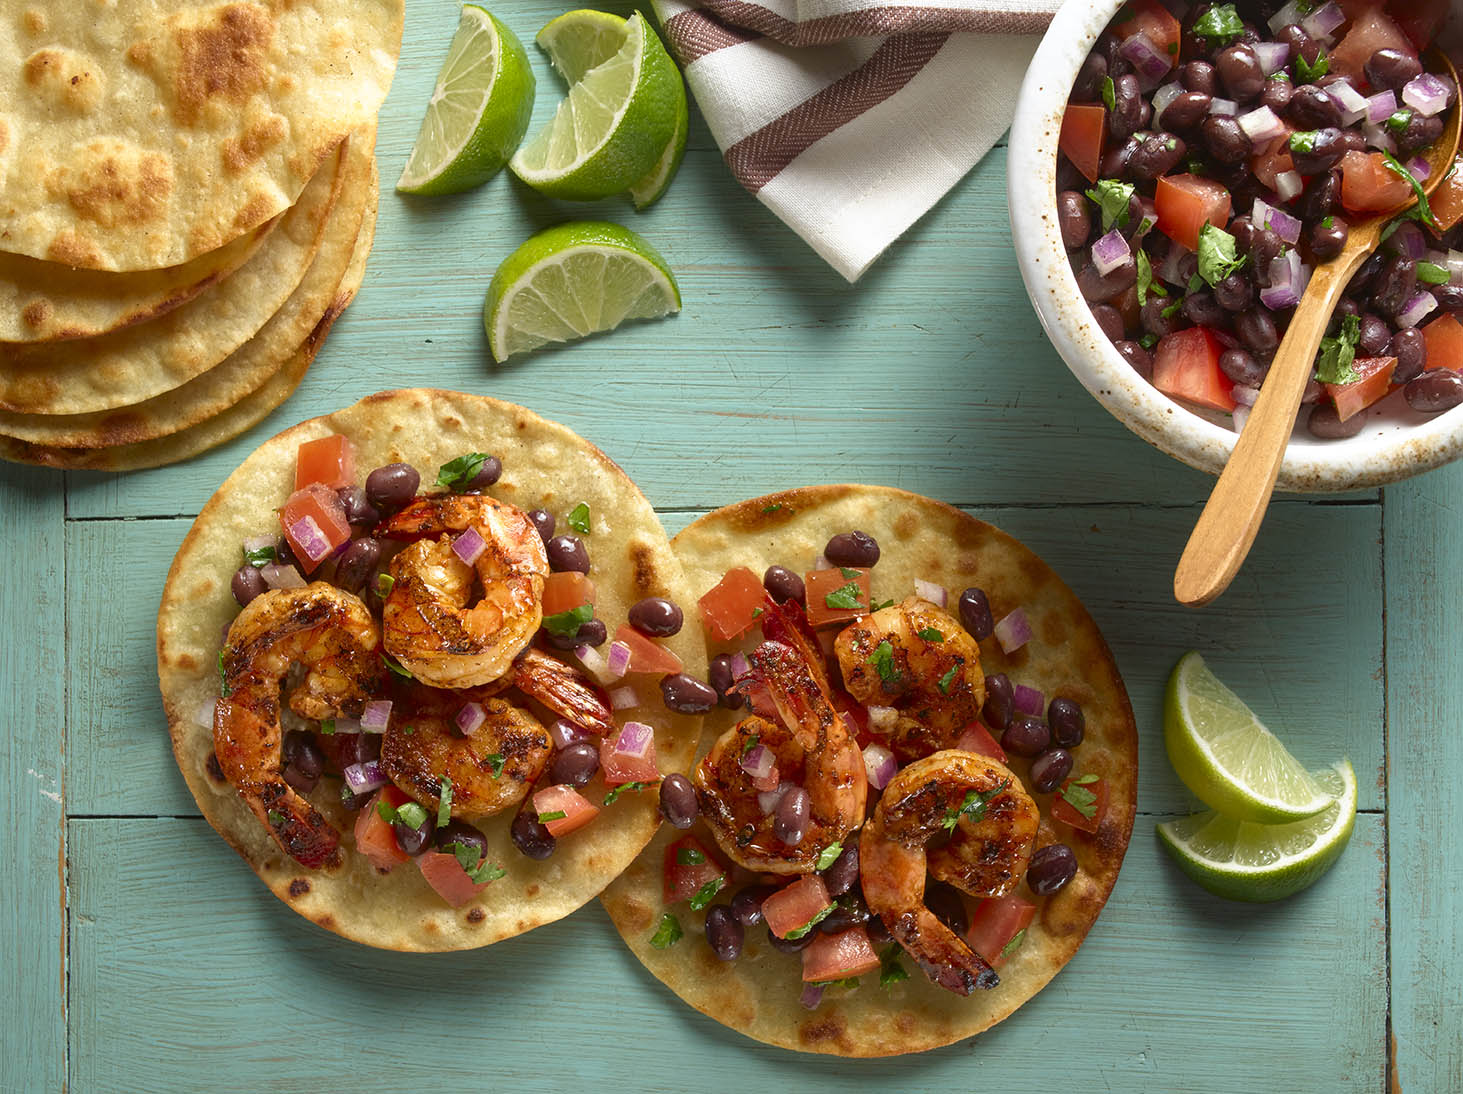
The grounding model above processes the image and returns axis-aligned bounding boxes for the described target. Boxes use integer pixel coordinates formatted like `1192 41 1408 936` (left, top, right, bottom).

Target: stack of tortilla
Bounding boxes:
0 0 405 470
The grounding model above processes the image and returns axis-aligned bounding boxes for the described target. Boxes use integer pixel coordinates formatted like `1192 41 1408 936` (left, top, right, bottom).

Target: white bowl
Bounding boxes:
1007 0 1463 492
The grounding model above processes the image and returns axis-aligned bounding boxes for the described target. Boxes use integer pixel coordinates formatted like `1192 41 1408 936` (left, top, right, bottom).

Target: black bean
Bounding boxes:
1357 314 1392 356
1334 298 1361 320
951 586 993 641
1396 114 1445 158
1375 257 1419 319
231 565 267 607
434 820 488 861
983 673 1015 732
1201 114 1253 164
1129 132 1187 180
364 463 420 511
526 509 555 544
1181 60 1217 95
548 740 600 788
1348 251 1389 298
866 916 893 945
1306 402 1366 438
462 455 502 491
1235 308 1279 355
1309 219 1348 262
1259 76 1293 114
824 530 880 568
1405 370 1463 413
1101 140 1136 180
1300 170 1341 223
1110 74 1146 141
1220 348 1268 388
767 923 814 953
659 774 699 829
1437 285 1463 314
1030 748 1075 794
393 815 434 856
282 730 325 780
334 537 382 595
1229 215 1256 254
819 892 872 934
708 654 746 711
1285 84 1341 129
1090 303 1126 344
705 905 744 961
1214 272 1255 312
628 597 683 637
1077 258 1138 304
1290 127 1346 176
1162 91 1213 131
1141 297 1184 340
576 618 608 647
545 534 590 573
1058 190 1092 250
925 881 968 936
1364 48 1423 92
762 564 804 604
731 886 773 926
1126 195 1158 242
1301 378 1324 405
1116 341 1155 381
1182 292 1226 329
1216 44 1265 102
336 485 380 527
821 841 860 897
661 673 718 715
1048 697 1085 749
1389 328 1428 384
1248 229 1283 284
1275 24 1320 67
1027 844 1079 895
1073 49 1109 102
774 786 811 845
510 810 556 859
337 731 381 768
1336 129 1367 157
1002 714 1051 758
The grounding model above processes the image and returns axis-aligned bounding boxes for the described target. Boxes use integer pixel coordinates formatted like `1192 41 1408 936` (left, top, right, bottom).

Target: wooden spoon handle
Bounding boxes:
1173 226 1381 607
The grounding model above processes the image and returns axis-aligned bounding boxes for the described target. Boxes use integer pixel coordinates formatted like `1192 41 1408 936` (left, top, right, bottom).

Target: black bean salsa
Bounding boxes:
1057 0 1463 438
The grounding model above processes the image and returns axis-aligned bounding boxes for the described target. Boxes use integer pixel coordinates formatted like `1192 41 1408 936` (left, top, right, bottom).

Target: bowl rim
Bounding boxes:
1007 0 1463 493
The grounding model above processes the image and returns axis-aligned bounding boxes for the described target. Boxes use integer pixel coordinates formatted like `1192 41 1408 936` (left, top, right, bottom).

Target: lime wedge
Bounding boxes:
484 221 681 361
396 5 535 196
1157 758 1356 902
629 87 688 210
509 12 681 201
1164 651 1334 823
536 9 629 83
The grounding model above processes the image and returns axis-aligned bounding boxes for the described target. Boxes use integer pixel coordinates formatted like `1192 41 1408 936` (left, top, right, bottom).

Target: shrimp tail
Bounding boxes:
512 648 615 737
373 496 444 540
889 914 999 994
758 596 831 690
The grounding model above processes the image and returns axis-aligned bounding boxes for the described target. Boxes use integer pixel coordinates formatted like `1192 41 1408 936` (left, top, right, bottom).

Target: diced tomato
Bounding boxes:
763 874 832 939
1340 150 1413 214
697 566 766 641
1323 356 1397 421
531 785 599 837
1059 103 1106 184
294 434 356 491
1429 159 1463 235
599 728 661 786
1249 127 1295 193
1423 313 1463 370
1390 0 1448 50
1113 0 1181 69
663 835 726 905
1051 775 1109 834
967 894 1037 967
280 483 351 574
417 850 494 907
1330 7 1415 84
1154 174 1231 252
955 722 1007 762
354 786 410 871
802 926 881 983
542 571 596 617
1153 327 1238 413
803 567 871 628
611 624 684 676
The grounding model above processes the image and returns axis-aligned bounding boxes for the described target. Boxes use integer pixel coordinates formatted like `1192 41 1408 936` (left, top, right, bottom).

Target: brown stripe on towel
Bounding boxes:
664 6 765 62
696 1 1051 47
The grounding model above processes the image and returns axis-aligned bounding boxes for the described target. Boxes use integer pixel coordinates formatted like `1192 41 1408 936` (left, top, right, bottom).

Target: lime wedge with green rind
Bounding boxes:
629 86 688 209
396 5 535 196
536 8 629 83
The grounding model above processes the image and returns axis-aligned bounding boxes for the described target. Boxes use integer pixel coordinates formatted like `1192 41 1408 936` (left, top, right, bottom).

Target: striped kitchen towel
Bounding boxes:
651 0 1059 280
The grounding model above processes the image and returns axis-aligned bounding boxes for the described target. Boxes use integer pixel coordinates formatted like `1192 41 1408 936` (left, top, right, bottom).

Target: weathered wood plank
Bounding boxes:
1385 460 1463 1093
0 468 67 1091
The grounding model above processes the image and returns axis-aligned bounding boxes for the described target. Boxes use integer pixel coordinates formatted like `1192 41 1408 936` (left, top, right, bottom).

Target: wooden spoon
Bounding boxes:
1174 56 1461 607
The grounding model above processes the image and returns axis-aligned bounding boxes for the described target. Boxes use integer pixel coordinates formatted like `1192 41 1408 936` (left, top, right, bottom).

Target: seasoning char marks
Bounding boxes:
165 3 275 127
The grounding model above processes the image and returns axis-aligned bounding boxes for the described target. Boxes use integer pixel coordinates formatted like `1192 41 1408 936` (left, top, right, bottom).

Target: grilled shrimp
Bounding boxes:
860 750 1040 995
376 493 549 689
836 597 986 764
509 648 615 737
694 640 866 874
213 584 382 870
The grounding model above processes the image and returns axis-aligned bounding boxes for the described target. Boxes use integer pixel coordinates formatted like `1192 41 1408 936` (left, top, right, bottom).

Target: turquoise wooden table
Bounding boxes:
4 3 1460 1090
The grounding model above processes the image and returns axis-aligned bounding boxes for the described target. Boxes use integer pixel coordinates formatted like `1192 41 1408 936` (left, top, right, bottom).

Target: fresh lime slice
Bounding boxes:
509 12 681 201
1157 758 1356 903
397 5 535 196
536 9 629 83
1164 651 1334 823
629 86 688 210
484 220 681 361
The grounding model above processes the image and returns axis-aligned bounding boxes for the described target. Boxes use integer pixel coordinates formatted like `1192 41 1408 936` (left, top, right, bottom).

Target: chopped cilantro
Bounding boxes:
761 503 784 514
447 841 505 884
1315 312 1362 385
752 607 764 619
868 640 899 684
943 779 1011 832
1386 109 1414 135
566 502 591 535
879 946 910 988
437 775 453 828
917 627 944 642
1139 333 1159 350
824 581 865 612
869 598 895 612
819 977 861 991
816 841 844 871
1383 151 1438 231
689 876 725 911
1161 300 1184 319
1187 273 1205 295
603 779 658 805
1197 223 1244 288
266 809 285 827
783 903 837 940
375 799 398 823
396 802 428 830
402 725 415 736
217 649 230 698
741 735 761 755
243 544 275 567
376 573 395 597
382 654 414 680
650 914 683 949
676 846 707 866
340 785 356 804
1136 249 1166 306
1085 178 1135 232
1321 215 1335 229
1295 49 1328 83
938 664 961 695
537 810 568 823
1381 207 1427 243
1191 2 1242 46
999 928 1028 960
542 604 594 638
840 567 861 579
1060 775 1100 820
1288 130 1318 155
319 718 335 735
435 452 491 490
1101 75 1116 112
1418 262 1451 286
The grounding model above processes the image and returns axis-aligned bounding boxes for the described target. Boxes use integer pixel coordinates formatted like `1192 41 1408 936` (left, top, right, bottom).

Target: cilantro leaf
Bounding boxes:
1059 779 1099 820
376 799 399 824
1387 109 1414 135
942 779 1011 832
1136 248 1167 307
868 640 898 685
761 503 784 514
999 928 1028 960
1295 49 1328 83
217 649 231 698
1418 261 1451 286
676 846 707 866
840 567 861 579
396 802 429 830
741 734 761 756
1315 312 1362 385
435 452 491 490
1383 151 1438 230
1101 75 1116 112
937 664 960 695
243 544 275 567
816 841 844 871
689 876 725 911
266 809 285 827
783 903 837 940
650 914 684 949
537 809 568 823
603 779 658 806
437 774 453 828
566 502 591 535
879 946 910 988
542 604 594 638
1197 223 1244 288
319 718 335 735
448 842 505 884
917 627 944 642
1192 2 1242 46
382 654 414 680
1085 178 1135 232
869 598 895 612
1139 333 1159 350
1288 130 1318 155
824 581 865 612
376 572 395 597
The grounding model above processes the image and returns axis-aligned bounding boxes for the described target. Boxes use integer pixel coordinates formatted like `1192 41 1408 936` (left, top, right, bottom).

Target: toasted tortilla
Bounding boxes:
601 484 1137 1056
158 390 706 950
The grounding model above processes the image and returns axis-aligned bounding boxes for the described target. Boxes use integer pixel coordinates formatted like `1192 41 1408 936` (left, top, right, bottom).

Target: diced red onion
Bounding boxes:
549 719 584 750
1091 229 1131 277
344 760 388 794
242 533 279 557
867 705 898 732
332 716 362 735
1252 198 1301 245
287 515 333 564
1274 171 1304 203
1366 90 1398 125
606 641 633 679
1013 684 1045 716
1403 74 1453 119
360 700 392 733
993 608 1032 654
799 982 825 1011
913 578 947 608
456 702 486 736
862 743 897 791
452 526 486 566
1362 121 1396 153
609 685 639 710
1158 244 1190 287
1328 80 1368 126
740 743 775 779
1119 31 1172 89
1300 1 1343 41
574 643 610 682
1398 291 1439 330
1409 157 1431 183
614 720 654 761
1446 250 1463 282
813 553 830 572
1260 249 1308 310
1208 97 1238 117
758 781 792 814
1153 82 1184 123
260 562 305 590
728 651 751 681
195 698 219 728
1267 0 1306 34
1232 404 1251 434
1251 42 1290 78
1392 221 1427 261
1232 383 1260 407
1238 106 1285 145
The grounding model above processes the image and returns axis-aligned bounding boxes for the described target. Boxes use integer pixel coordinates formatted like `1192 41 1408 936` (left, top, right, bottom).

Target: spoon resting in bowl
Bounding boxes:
1174 54 1462 608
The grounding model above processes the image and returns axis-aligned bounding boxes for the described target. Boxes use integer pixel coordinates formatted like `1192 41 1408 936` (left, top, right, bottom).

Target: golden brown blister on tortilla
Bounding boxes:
601 484 1137 1056
157 390 707 950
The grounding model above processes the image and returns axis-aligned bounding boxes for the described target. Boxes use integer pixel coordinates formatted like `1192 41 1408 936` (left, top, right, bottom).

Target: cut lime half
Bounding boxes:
1157 758 1356 903
484 221 681 362
397 5 535 195
629 86 688 210
1164 651 1334 824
